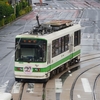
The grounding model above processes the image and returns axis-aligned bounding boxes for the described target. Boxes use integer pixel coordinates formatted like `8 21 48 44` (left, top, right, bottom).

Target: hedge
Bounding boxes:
0 0 32 27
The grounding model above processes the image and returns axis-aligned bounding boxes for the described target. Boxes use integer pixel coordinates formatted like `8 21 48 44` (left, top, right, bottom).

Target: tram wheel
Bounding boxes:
75 58 80 63
64 63 68 69
60 65 64 72
50 70 56 79
56 68 59 74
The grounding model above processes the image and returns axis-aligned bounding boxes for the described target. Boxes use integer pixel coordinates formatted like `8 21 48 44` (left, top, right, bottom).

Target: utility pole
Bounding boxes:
28 0 32 6
13 0 16 16
12 0 15 5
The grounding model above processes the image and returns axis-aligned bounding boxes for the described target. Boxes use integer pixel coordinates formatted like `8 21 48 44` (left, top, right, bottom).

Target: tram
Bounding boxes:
14 18 81 83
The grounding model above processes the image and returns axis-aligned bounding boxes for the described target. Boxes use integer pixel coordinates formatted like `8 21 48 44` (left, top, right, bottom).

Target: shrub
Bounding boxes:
0 1 14 19
0 0 32 27
19 9 26 16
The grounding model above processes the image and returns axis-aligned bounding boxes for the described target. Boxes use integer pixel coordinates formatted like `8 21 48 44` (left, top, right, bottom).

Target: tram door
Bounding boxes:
69 35 74 59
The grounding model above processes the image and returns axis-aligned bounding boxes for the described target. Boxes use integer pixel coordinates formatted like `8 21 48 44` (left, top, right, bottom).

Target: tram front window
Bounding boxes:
15 45 46 62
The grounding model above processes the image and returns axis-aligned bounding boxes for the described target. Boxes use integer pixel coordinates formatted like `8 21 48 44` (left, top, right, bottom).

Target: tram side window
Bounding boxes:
52 40 56 57
52 39 59 57
52 34 70 58
41 44 46 61
78 30 81 44
65 35 69 51
55 39 59 56
61 37 65 53
59 38 62 54
74 30 81 46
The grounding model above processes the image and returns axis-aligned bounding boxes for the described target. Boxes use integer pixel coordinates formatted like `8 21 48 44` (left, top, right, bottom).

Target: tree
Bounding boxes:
0 1 14 20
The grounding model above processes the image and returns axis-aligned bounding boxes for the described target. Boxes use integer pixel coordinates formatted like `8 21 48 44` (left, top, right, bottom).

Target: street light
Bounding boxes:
3 15 6 18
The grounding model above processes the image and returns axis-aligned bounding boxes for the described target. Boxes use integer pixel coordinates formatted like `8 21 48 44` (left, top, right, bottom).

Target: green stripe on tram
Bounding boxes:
40 50 80 72
14 50 80 72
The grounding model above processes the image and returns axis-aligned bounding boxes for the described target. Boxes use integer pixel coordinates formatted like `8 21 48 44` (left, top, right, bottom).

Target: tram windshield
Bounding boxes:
15 38 47 62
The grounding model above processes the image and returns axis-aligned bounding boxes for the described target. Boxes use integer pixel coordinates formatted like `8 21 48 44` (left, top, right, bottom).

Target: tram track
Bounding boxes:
11 53 100 100
70 63 100 100
59 53 100 84
19 83 25 100
12 82 47 100
93 74 100 100
45 54 100 100
80 52 100 62
58 53 100 100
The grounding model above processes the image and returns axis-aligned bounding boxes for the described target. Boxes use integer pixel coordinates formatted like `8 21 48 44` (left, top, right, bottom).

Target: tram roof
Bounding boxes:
16 24 81 41
45 20 73 26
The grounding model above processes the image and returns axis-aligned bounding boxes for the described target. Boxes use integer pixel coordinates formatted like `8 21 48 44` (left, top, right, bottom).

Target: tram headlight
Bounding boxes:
17 67 23 71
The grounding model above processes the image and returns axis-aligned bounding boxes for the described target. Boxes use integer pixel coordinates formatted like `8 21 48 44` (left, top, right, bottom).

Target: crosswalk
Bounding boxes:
33 6 100 10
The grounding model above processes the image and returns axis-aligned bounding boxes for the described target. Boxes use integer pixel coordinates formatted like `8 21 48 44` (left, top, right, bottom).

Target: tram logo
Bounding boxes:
35 64 39 67
24 66 32 74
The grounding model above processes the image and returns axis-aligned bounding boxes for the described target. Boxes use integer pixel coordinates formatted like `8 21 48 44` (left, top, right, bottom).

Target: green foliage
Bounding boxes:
22 0 28 8
0 19 4 27
16 0 32 17
0 0 32 27
0 14 16 26
0 1 14 19
19 9 26 16
19 6 32 16
5 14 16 24
16 0 29 17
0 0 8 2
16 4 20 17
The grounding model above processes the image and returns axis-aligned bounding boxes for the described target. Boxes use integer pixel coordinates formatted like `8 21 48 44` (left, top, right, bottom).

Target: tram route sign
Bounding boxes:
55 79 62 93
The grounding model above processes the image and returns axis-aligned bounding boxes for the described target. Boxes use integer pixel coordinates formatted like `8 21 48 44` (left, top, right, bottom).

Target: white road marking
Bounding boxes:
70 7 73 9
35 7 38 9
87 35 90 38
74 7 78 9
77 94 81 98
11 82 21 93
44 7 46 9
48 8 51 9
81 78 92 92
53 7 56 9
12 55 15 58
0 80 9 92
78 7 82 9
55 79 62 93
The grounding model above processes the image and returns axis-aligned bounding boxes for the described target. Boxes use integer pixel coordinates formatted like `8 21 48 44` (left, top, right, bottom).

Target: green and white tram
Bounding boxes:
14 20 81 83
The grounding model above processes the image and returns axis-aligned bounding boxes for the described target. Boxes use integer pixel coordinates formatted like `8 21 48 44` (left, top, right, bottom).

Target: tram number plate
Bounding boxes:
24 66 32 74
